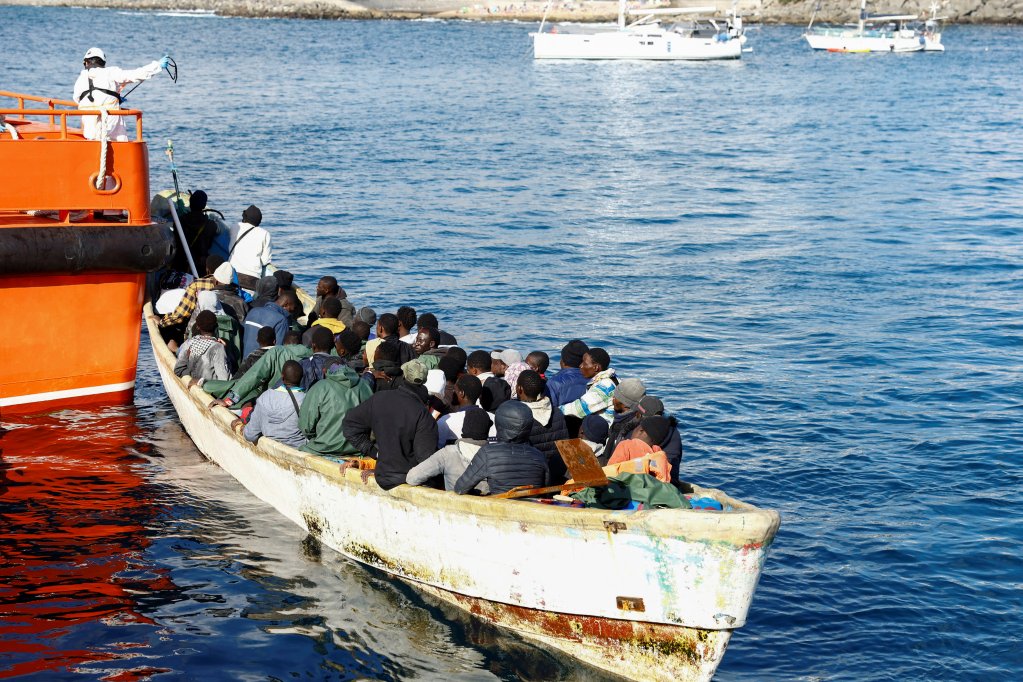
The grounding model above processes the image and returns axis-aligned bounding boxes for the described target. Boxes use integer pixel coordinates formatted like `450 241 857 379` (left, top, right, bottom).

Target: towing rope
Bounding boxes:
96 109 109 189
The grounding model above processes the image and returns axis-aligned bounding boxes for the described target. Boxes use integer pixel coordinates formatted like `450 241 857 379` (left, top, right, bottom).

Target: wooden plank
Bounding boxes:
556 438 608 485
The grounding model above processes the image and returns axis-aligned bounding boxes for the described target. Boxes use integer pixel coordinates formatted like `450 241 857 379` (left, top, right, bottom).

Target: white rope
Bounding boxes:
96 108 109 189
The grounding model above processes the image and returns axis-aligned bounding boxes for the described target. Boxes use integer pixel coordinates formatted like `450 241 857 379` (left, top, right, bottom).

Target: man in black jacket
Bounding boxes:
515 369 571 483
454 401 547 496
341 359 438 490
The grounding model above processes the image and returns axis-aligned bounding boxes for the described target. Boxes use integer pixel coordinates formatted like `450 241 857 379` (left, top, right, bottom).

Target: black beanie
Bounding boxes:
641 416 671 447
560 339 589 368
242 204 262 226
462 408 493 441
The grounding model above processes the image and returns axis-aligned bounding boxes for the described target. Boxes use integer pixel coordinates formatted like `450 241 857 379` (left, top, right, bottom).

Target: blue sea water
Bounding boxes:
2 7 1023 680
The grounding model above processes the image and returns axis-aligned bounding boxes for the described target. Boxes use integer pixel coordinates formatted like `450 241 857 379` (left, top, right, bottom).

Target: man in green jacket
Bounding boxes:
299 365 374 456
205 331 312 407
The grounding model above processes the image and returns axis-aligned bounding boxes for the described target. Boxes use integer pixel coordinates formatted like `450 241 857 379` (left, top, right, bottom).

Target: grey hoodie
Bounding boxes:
244 385 307 449
406 438 489 493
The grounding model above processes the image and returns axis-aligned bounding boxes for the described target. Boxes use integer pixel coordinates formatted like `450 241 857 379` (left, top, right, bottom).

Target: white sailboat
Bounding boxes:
804 0 945 53
531 1 746 61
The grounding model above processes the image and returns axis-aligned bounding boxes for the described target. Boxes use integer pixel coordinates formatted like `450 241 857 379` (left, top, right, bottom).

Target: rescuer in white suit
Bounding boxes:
73 47 169 141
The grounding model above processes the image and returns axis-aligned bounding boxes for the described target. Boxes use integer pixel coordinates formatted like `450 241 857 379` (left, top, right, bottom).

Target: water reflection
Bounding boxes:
1 405 613 681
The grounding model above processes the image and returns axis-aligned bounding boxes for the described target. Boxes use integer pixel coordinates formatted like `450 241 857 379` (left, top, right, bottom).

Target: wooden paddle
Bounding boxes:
495 439 609 500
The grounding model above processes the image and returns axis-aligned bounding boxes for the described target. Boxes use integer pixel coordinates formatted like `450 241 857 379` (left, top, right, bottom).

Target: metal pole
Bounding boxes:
168 199 199 279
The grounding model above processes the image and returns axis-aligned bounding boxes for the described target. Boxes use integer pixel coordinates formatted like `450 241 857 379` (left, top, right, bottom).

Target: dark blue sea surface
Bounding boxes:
2 7 1022 680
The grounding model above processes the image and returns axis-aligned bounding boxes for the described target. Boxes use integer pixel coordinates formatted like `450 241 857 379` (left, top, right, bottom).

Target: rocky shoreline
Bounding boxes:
2 0 1019 24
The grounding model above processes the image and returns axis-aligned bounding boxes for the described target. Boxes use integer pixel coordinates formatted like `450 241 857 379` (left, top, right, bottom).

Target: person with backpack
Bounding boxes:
299 327 346 390
241 360 307 449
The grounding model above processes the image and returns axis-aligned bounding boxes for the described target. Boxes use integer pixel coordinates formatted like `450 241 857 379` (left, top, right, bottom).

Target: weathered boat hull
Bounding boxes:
804 30 926 53
146 304 779 681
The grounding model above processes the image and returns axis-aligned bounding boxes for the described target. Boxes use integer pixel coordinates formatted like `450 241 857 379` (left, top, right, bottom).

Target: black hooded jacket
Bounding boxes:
454 401 548 495
342 382 438 490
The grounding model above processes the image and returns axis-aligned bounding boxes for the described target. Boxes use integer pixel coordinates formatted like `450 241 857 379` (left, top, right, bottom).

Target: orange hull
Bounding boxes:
0 91 173 414
0 273 145 414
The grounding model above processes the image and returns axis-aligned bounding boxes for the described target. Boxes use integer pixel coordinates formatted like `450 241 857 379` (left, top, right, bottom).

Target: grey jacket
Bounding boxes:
244 386 308 449
174 335 230 383
406 439 489 493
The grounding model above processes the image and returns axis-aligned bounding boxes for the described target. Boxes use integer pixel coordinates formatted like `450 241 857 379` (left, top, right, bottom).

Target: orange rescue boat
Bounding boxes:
0 91 173 414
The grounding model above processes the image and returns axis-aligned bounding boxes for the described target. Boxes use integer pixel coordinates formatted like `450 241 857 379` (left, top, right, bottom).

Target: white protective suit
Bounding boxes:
73 61 162 141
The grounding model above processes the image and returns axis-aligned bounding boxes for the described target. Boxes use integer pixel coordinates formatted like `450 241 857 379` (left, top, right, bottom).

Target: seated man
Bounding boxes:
634 395 683 487
364 340 403 393
606 416 672 483
454 401 548 496
515 369 570 483
396 305 417 343
242 360 307 449
302 296 346 345
436 373 486 448
158 254 225 350
561 348 617 424
234 325 276 380
465 349 503 412
545 339 590 407
412 327 447 370
299 361 374 457
174 310 230 385
580 413 610 462
406 407 492 492
242 290 300 358
299 327 346 390
525 351 550 379
416 312 457 346
365 312 414 366
606 378 647 455
341 360 438 491
206 330 311 409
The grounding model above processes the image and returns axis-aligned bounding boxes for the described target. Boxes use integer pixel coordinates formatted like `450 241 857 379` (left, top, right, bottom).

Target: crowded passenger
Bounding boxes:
300 327 345 390
606 378 647 457
341 359 438 490
242 290 300 357
407 407 492 492
412 327 447 369
453 401 548 496
525 351 549 379
515 369 570 483
174 310 230 385
396 305 417 343
241 360 307 449
158 254 225 351
299 354 374 457
301 296 346 346
561 348 617 424
416 313 457 346
436 374 486 448
606 416 672 483
234 325 276 379
545 339 589 407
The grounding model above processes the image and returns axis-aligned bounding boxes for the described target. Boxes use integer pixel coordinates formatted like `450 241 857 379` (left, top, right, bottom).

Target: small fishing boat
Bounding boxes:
146 304 780 681
804 0 945 53
0 91 173 413
532 1 746 61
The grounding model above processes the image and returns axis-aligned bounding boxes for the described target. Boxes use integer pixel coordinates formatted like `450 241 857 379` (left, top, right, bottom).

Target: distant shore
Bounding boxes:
2 0 1020 24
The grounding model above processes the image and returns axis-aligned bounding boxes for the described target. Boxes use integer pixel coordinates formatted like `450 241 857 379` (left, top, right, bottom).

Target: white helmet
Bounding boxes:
83 47 106 62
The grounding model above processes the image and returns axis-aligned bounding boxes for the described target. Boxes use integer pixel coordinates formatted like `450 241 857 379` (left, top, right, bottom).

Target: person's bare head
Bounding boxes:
310 327 334 353
396 306 416 335
277 290 301 316
412 327 439 357
281 360 303 387
316 276 339 299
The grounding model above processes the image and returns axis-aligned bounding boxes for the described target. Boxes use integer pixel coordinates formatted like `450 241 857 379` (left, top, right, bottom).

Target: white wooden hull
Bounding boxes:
145 304 780 681
805 29 932 53
533 29 742 61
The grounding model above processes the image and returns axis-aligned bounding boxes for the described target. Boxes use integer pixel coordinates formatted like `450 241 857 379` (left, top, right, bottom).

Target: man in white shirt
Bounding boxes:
229 205 272 292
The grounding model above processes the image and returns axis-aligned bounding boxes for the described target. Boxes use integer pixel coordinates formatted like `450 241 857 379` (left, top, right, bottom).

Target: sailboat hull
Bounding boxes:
533 30 742 60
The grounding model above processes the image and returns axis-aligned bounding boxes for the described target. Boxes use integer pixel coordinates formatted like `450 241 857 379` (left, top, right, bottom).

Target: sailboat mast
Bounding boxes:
858 0 867 34
618 0 626 29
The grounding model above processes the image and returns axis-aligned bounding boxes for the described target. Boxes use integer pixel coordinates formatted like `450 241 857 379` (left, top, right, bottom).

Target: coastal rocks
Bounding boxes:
4 0 1021 23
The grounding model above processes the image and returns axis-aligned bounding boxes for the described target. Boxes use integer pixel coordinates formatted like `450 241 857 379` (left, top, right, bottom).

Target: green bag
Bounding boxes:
570 473 691 510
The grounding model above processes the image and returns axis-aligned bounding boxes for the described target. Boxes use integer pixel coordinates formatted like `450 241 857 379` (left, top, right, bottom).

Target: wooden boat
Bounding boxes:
146 304 780 681
0 91 172 413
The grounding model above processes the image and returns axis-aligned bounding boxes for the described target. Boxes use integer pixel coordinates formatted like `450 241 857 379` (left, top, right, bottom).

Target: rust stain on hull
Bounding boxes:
413 582 731 682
